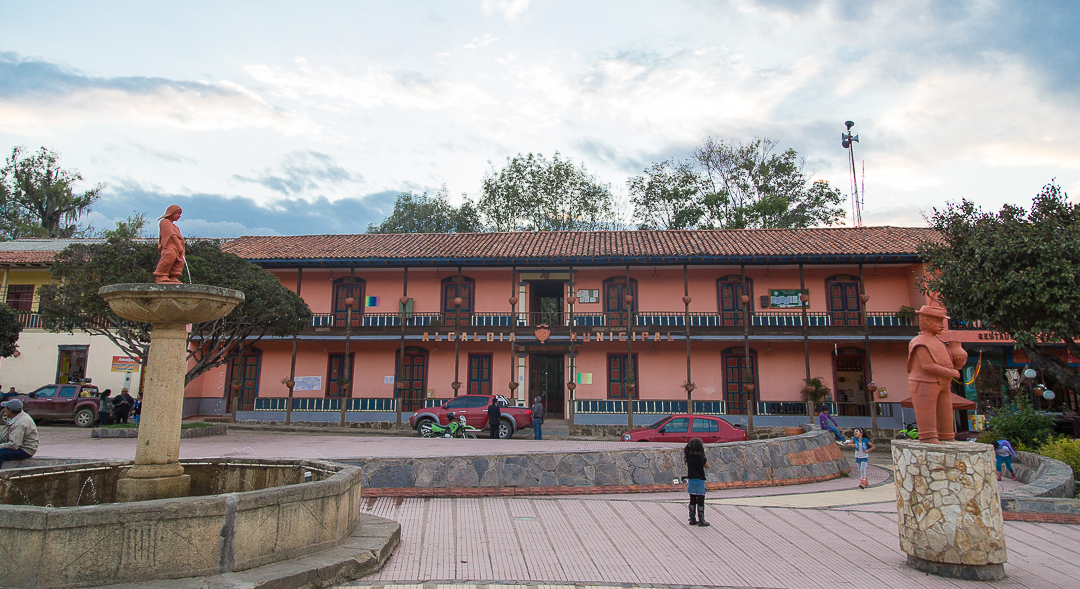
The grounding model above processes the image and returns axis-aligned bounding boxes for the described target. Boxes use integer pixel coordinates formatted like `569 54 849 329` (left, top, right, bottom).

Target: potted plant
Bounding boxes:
802 377 830 415
897 305 917 324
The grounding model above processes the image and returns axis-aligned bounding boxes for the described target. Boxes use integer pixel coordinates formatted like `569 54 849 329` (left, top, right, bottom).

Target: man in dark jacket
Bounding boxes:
487 398 502 439
112 390 134 424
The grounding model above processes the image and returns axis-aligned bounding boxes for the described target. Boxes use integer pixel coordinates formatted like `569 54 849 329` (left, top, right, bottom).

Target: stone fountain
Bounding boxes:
97 283 243 501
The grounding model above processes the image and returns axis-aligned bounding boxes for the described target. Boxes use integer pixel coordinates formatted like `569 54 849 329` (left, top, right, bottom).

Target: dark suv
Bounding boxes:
19 383 102 427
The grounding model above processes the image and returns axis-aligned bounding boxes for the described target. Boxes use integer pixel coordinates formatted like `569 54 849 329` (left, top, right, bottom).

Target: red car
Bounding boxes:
622 414 746 443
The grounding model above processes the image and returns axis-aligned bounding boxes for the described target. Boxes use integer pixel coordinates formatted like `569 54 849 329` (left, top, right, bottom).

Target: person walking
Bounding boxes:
994 439 1018 481
487 398 502 439
98 389 114 425
132 392 143 425
531 395 544 440
0 399 38 468
684 437 710 526
112 389 134 424
843 427 876 489
818 406 848 445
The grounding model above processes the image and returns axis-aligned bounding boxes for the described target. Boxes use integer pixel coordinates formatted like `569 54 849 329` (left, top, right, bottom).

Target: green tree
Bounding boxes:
920 183 1080 393
0 146 105 239
0 304 22 358
367 187 482 233
628 160 701 230
479 152 618 231
99 213 148 239
37 239 312 385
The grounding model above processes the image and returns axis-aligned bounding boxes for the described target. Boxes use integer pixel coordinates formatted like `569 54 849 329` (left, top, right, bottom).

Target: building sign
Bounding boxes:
111 356 141 372
364 296 379 307
576 373 593 384
293 376 322 391
576 289 599 303
1012 348 1079 366
769 289 806 308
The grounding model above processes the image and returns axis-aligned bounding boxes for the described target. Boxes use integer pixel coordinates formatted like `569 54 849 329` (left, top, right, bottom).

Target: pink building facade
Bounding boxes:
180 227 947 430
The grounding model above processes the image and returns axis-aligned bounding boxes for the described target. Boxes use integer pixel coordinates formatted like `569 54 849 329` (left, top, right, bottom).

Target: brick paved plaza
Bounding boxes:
31 427 1080 588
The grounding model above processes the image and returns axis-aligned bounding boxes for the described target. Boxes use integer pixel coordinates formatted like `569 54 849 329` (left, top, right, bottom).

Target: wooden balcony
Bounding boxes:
300 310 916 338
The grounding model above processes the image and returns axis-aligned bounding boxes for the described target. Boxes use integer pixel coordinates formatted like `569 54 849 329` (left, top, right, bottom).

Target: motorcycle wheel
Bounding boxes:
463 431 477 439
419 423 435 438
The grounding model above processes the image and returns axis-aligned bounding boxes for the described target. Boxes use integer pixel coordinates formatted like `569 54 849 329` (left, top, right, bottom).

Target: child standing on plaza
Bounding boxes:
684 437 710 527
844 427 875 489
994 439 1018 481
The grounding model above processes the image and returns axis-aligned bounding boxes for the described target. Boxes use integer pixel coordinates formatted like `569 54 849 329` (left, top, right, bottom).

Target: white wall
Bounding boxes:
0 331 141 395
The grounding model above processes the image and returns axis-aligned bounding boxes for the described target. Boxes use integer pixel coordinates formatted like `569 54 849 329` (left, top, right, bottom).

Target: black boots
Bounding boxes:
688 503 698 526
697 504 710 527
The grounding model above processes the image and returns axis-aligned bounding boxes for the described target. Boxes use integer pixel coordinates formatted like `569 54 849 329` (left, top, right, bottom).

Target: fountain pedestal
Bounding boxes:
98 283 244 502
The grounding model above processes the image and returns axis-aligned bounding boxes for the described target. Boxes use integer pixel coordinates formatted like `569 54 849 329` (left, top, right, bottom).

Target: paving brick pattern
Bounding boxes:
358 496 1080 588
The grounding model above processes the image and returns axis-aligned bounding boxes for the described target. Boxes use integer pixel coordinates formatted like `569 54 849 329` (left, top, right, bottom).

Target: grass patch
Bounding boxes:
97 423 137 429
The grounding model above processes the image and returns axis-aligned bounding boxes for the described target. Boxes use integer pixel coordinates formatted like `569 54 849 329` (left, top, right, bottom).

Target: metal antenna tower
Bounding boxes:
841 121 862 226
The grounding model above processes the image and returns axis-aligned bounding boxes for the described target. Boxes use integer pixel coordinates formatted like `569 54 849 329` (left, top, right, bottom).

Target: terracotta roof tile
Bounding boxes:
222 227 938 263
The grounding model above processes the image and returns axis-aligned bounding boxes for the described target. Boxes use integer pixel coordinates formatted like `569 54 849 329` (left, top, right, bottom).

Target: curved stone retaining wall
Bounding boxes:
1000 451 1079 517
348 429 848 497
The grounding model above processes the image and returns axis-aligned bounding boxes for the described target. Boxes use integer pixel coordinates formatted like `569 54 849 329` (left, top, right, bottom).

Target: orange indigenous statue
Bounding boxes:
153 205 186 284
906 305 965 443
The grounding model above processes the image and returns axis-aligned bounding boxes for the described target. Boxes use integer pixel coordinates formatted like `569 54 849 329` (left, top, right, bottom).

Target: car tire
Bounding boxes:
498 418 514 439
75 408 96 428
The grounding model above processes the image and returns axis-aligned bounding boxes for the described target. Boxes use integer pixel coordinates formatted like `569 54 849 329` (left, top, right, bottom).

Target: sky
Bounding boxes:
1 0 1078 238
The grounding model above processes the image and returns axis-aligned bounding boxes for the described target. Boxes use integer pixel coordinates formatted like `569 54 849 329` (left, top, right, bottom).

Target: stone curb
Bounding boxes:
89 513 400 589
1002 511 1080 525
90 423 228 439
360 471 847 498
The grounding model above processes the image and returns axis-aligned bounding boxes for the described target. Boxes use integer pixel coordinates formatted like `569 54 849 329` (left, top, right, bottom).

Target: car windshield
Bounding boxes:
647 415 672 430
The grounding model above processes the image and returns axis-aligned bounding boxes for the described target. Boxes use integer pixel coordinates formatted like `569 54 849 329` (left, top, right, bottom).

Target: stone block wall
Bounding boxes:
346 429 848 496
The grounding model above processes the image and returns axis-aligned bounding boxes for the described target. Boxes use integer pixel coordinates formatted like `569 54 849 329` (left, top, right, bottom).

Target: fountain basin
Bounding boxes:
0 459 363 588
97 283 244 324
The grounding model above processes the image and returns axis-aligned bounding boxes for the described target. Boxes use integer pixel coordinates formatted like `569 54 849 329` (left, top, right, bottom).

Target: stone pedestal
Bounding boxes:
98 283 244 502
892 440 1007 581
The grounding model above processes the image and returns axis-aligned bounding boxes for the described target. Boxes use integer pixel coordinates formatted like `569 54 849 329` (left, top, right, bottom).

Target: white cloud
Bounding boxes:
464 34 499 49
481 0 531 21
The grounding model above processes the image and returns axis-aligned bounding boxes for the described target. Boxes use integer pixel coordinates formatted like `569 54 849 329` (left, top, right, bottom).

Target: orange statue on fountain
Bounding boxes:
906 305 967 443
153 205 186 284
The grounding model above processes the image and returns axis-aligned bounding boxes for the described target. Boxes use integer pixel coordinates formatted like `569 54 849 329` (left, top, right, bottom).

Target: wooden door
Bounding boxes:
604 280 637 327
717 277 751 326
607 353 639 399
468 354 493 395
827 278 862 326
442 279 474 327
327 353 354 397
723 349 756 415
398 348 428 412
333 279 365 328
226 350 261 412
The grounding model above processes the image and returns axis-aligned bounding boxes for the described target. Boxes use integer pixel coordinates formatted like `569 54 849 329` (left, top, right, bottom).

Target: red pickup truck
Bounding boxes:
409 394 533 439
18 383 103 427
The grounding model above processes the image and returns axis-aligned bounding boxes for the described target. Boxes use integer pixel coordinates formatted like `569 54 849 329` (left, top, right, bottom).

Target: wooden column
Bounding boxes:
859 263 879 437
285 267 302 425
396 266 408 426
683 263 694 414
339 267 354 427
800 263 812 419
625 264 635 428
741 263 754 437
509 266 519 402
567 266 577 427
452 266 463 396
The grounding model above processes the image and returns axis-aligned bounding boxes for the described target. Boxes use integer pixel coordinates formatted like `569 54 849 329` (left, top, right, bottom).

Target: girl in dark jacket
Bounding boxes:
684 437 710 527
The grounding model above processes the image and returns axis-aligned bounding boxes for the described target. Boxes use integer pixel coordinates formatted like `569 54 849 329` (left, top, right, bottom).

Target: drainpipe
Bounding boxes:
860 263 879 438
396 266 408 427
285 267 302 425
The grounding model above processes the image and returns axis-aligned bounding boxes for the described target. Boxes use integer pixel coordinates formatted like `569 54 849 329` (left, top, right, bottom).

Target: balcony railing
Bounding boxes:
307 310 914 330
12 311 42 329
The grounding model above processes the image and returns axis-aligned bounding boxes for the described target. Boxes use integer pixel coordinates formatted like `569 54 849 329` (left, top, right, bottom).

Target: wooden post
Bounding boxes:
285 267 301 425
568 265 576 427
453 266 463 397
339 267 354 427
683 263 693 414
625 264 635 428
509 266 518 403
742 263 754 438
860 263 879 438
800 263 812 419
396 266 408 427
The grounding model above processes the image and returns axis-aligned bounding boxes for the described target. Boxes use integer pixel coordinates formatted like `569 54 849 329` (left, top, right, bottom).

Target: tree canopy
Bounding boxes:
630 138 846 230
366 187 482 233
479 152 619 231
0 304 21 358
919 183 1080 392
38 239 312 385
0 146 104 240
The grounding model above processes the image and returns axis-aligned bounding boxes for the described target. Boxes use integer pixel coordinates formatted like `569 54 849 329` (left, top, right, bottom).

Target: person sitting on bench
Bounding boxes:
0 399 38 468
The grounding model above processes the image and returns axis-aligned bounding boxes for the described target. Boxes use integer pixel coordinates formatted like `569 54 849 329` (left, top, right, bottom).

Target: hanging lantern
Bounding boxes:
567 382 577 391
682 296 692 305
453 297 463 307
859 294 870 303
682 382 696 393
399 296 410 306
624 294 634 304
567 295 579 305
345 297 356 308
508 381 519 391
451 381 462 391
799 293 810 303
509 296 519 306
1043 389 1056 401
740 294 750 305
285 380 295 389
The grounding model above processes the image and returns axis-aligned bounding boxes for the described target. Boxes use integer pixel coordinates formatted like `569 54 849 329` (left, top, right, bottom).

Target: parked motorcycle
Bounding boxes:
897 422 919 440
418 412 479 439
